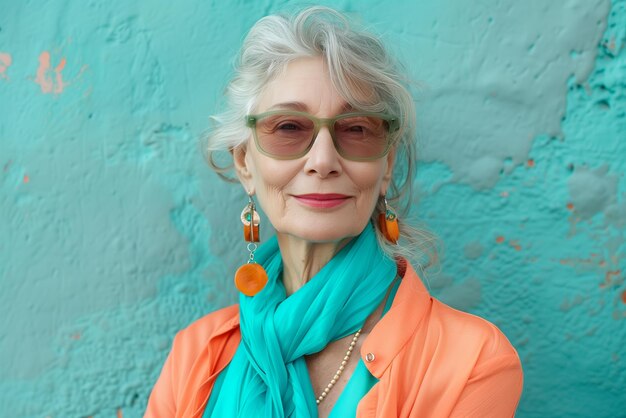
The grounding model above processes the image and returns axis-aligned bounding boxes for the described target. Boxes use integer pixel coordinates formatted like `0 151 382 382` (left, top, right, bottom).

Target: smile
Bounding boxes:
292 193 352 208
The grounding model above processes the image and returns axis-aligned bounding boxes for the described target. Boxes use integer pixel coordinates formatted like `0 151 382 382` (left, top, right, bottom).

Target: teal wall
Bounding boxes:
1 0 624 417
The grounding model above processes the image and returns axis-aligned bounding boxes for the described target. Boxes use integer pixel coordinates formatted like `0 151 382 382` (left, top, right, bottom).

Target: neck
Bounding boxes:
277 233 353 296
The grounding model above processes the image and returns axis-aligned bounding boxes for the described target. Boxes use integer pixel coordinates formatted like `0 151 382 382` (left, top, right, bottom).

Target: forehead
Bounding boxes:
255 56 345 114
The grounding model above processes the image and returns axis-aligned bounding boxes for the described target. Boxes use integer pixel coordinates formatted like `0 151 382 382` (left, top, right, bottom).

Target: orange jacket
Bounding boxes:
145 262 523 418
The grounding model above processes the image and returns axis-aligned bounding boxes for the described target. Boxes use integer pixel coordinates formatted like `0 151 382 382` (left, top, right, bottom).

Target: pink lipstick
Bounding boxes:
293 193 351 208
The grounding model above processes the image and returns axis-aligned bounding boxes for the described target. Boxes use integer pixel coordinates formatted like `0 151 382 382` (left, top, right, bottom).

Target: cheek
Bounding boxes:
253 158 299 194
346 161 388 220
248 154 299 215
351 161 388 195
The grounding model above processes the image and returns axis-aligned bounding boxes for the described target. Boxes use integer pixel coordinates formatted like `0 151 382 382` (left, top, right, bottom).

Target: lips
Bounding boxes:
292 193 351 208
294 193 350 200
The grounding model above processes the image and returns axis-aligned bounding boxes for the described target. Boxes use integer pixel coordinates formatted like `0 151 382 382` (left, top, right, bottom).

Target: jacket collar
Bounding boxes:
360 259 432 378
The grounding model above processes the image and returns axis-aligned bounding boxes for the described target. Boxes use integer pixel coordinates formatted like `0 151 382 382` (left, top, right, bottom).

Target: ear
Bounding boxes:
380 145 397 195
231 145 255 194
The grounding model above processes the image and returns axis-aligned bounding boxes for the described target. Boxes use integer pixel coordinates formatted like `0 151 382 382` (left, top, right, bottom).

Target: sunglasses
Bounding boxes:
245 110 400 161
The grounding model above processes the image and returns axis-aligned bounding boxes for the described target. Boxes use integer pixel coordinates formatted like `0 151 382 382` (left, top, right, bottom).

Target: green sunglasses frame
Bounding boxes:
245 110 400 161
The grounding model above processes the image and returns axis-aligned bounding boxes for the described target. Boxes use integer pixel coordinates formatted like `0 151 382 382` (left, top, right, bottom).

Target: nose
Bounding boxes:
302 126 342 178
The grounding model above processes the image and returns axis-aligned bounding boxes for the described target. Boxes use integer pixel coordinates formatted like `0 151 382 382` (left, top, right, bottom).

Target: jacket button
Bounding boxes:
365 352 375 362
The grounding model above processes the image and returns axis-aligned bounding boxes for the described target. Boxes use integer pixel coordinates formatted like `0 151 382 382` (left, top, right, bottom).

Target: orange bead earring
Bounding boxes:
378 197 399 244
234 194 269 296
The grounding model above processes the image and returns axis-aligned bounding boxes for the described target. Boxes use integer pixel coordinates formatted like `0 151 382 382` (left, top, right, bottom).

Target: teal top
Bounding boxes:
203 278 401 418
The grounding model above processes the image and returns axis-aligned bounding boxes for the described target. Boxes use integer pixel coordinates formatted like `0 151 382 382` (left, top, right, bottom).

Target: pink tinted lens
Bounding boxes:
256 114 315 157
333 116 389 158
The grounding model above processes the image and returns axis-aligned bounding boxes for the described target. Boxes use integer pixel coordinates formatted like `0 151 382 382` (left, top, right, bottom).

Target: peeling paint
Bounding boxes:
34 51 67 94
600 270 623 289
509 239 522 251
0 52 12 80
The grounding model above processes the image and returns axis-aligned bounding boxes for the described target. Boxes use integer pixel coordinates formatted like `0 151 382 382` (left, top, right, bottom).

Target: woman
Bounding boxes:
145 6 523 418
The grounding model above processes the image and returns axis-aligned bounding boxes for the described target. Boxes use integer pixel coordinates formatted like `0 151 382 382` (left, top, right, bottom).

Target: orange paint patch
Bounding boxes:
600 270 622 289
526 159 535 168
55 57 67 92
559 254 605 268
117 409 123 418
495 236 505 244
35 51 67 94
566 202 574 211
0 52 12 80
509 240 522 251
23 174 30 183
621 290 626 304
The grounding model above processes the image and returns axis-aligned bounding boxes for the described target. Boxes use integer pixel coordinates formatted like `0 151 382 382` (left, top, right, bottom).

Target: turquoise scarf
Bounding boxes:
207 222 396 417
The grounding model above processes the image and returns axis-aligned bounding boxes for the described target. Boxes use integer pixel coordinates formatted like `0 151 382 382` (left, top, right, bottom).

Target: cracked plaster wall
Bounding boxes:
0 1 624 417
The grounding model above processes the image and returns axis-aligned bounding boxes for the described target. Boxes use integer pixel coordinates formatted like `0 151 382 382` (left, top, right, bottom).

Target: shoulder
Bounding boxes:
173 304 240 350
168 304 241 374
428 298 521 370
426 301 524 415
177 304 240 339
398 260 520 365
394 296 523 401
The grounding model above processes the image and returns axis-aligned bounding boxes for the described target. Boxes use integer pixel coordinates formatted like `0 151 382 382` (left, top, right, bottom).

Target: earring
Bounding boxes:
234 194 268 296
378 196 399 244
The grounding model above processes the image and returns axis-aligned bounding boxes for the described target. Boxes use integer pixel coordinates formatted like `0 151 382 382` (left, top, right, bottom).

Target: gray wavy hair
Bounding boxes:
205 6 438 270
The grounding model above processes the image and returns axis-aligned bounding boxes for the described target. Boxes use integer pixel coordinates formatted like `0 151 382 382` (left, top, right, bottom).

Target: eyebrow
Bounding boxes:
267 102 309 112
267 102 355 113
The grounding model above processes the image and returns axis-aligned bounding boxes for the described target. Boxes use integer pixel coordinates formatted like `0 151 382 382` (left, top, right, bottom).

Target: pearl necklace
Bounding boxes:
316 329 362 405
